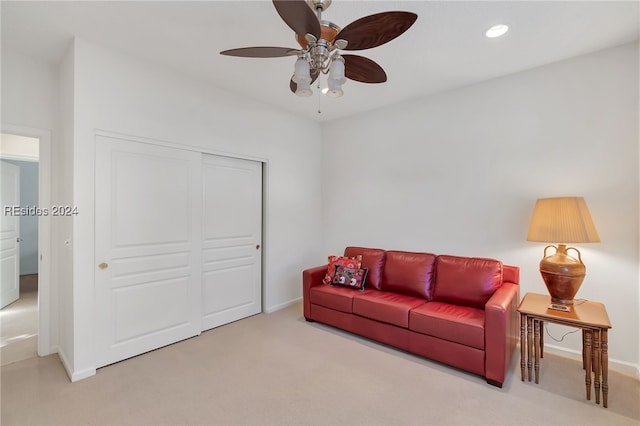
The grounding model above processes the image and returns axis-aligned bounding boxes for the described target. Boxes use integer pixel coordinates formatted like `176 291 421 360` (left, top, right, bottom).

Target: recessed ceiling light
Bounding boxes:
485 24 509 38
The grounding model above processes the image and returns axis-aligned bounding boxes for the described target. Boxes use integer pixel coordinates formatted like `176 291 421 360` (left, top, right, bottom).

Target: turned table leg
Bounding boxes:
539 320 544 358
520 313 526 381
582 330 586 369
527 316 533 382
602 329 609 408
584 330 592 401
534 319 541 384
594 330 601 405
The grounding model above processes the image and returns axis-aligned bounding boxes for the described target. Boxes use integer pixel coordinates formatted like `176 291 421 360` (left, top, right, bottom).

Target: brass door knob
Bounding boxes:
98 262 109 270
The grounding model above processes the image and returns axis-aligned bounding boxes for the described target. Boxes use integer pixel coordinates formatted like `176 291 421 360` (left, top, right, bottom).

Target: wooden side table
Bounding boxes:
517 292 612 408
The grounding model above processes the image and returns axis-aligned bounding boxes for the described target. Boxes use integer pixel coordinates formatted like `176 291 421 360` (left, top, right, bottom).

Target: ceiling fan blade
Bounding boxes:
343 55 387 83
336 11 418 51
220 47 300 58
290 69 320 93
273 0 321 39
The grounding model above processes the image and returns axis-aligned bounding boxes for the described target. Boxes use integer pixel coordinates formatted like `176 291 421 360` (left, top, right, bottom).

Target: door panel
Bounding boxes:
95 136 202 368
112 153 191 246
202 155 262 330
113 276 191 342
1 161 20 309
204 266 254 313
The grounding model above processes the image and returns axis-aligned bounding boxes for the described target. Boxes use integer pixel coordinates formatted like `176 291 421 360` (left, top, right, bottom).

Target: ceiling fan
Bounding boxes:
220 0 418 98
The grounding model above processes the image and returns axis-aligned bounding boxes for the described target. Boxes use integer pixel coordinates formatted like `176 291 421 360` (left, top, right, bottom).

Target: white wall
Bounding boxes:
1 49 64 358
321 43 639 370
1 51 56 131
55 42 76 373
68 38 324 378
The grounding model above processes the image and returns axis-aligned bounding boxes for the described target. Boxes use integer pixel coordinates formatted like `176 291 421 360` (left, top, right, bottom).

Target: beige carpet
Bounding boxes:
0 275 38 366
1 302 638 425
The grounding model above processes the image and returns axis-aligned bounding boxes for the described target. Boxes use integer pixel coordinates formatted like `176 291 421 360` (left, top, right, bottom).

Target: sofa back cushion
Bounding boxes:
380 251 436 300
344 247 386 290
433 255 503 308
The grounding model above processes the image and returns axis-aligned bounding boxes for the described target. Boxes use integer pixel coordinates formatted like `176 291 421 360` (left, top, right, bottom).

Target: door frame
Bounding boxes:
1 123 53 357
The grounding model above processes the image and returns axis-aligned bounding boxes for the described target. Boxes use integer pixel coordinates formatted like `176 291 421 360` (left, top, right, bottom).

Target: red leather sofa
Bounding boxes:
303 247 520 387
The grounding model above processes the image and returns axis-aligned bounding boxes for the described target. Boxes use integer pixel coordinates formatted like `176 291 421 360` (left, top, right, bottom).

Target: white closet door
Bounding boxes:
1 161 20 309
95 136 202 368
201 154 262 331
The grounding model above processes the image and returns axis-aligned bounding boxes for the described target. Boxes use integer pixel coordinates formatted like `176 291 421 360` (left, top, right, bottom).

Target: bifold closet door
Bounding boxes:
201 154 262 331
95 136 202 368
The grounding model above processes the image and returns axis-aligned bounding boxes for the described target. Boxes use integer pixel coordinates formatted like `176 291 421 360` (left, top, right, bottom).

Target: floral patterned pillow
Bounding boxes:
323 255 363 285
331 266 368 291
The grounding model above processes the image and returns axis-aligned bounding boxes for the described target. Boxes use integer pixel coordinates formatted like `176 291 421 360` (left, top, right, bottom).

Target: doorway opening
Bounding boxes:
0 126 53 365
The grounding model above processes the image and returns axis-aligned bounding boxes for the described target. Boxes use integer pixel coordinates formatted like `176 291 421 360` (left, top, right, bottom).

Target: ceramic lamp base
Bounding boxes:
539 244 586 309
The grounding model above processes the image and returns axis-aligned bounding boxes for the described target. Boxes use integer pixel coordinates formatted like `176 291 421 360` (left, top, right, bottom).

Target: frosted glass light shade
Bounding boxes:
326 78 344 97
328 57 346 85
295 80 313 97
527 197 600 243
292 57 311 84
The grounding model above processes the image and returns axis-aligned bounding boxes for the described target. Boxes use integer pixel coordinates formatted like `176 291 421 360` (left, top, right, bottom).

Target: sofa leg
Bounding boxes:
305 317 315 323
486 379 503 388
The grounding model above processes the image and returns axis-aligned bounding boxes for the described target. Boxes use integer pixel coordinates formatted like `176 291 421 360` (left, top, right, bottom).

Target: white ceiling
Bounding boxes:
2 1 639 122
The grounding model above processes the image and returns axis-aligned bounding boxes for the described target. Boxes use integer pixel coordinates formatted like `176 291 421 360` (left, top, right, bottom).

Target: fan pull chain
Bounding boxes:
317 80 322 114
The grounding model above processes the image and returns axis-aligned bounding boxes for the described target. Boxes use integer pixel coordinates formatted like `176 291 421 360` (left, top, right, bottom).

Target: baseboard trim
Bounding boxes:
57 348 73 381
57 349 97 382
40 344 58 358
70 366 97 382
264 297 302 314
543 343 640 379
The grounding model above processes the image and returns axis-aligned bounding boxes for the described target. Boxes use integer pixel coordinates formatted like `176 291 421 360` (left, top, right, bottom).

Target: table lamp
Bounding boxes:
526 197 600 312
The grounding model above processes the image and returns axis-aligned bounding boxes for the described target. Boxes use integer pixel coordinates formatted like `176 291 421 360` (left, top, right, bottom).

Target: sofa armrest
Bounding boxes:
484 282 520 387
303 265 327 319
503 265 520 285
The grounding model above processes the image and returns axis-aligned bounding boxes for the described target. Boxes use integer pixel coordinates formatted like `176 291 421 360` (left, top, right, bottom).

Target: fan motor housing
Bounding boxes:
296 20 340 49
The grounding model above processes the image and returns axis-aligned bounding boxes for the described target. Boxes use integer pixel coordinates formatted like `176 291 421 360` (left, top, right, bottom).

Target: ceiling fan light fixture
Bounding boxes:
485 24 509 38
294 78 313 97
326 78 344 97
328 55 346 85
292 57 312 84
221 1 419 98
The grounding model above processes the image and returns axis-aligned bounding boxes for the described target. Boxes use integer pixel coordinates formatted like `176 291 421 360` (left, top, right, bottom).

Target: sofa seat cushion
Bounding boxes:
310 285 372 313
353 291 425 328
409 302 485 350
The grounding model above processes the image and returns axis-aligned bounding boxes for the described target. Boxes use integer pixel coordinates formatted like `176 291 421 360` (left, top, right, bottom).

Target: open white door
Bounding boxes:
94 136 202 368
201 154 262 331
1 161 20 309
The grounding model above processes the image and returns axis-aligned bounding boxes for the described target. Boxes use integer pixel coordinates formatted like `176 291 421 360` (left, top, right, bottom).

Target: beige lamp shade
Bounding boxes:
527 197 600 244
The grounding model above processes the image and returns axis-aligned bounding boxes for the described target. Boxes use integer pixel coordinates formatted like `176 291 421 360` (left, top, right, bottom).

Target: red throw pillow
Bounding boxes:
323 255 363 285
331 266 368 291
